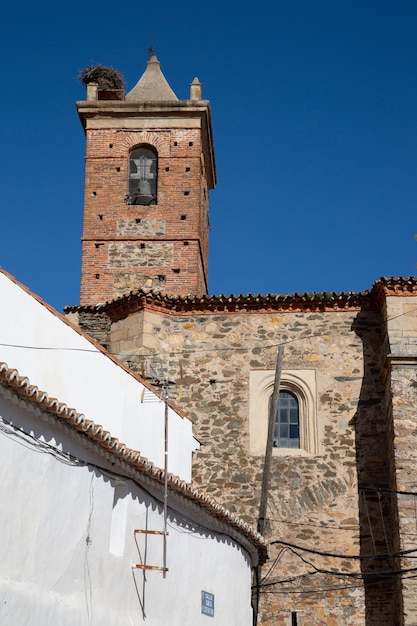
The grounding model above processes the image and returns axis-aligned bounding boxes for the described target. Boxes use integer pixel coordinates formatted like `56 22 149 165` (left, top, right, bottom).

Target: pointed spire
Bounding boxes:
126 56 178 102
190 77 202 101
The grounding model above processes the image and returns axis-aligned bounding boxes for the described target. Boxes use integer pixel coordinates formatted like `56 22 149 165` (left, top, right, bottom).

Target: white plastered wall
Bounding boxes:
0 393 253 626
0 272 198 480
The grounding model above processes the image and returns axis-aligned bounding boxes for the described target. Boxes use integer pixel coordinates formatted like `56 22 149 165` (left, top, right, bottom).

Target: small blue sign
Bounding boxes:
201 590 215 617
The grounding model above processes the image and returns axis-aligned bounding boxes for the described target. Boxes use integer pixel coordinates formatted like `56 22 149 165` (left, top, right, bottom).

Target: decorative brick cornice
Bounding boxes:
66 277 417 321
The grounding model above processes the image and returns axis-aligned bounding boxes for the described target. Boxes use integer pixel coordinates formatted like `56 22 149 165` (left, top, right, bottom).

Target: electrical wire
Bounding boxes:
266 517 359 531
259 547 292 586
361 485 417 498
270 539 417 561
0 301 407 361
377 489 390 554
258 571 417 596
0 415 246 547
0 418 85 467
0 331 364 359
261 568 321 587
265 544 417 582
3 391 417 556
3 305 417 592
361 489 377 553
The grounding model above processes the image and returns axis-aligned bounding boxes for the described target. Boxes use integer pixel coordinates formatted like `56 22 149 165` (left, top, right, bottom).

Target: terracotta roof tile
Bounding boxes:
65 287 372 318
65 277 417 320
0 360 268 564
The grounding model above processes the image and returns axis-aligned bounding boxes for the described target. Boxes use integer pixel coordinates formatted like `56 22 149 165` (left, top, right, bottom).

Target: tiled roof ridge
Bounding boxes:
375 276 417 291
65 276 417 317
368 276 417 308
0 361 267 563
65 287 373 316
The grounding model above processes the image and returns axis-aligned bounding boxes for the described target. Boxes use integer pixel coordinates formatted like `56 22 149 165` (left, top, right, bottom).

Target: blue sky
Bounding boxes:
1 0 417 311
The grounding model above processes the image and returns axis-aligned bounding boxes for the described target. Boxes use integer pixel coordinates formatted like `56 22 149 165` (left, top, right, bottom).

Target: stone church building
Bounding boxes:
66 57 417 625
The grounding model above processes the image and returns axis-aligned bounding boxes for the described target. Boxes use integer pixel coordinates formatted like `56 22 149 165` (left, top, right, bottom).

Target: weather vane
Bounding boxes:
147 34 157 59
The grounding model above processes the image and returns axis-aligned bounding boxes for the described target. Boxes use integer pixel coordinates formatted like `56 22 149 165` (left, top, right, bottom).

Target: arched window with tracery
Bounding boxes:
250 370 318 456
127 146 157 205
272 390 300 449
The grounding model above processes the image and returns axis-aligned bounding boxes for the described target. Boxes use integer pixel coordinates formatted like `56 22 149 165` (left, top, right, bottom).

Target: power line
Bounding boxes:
266 546 417 582
270 539 417 561
0 416 246 545
1 303 413 360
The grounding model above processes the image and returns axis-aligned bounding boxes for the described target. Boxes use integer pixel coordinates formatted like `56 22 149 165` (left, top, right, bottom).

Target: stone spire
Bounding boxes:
126 56 178 101
190 77 202 100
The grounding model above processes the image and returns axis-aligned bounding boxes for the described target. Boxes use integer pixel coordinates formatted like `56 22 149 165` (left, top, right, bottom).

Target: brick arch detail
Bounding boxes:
118 131 170 157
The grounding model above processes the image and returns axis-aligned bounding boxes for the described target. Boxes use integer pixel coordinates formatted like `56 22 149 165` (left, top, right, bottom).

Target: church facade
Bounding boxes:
67 57 417 625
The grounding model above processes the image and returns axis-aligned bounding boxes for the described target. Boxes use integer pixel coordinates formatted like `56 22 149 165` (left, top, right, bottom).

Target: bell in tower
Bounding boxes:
128 147 157 206
77 57 216 305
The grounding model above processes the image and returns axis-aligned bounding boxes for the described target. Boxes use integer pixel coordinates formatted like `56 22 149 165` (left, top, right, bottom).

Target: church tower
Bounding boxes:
77 57 216 305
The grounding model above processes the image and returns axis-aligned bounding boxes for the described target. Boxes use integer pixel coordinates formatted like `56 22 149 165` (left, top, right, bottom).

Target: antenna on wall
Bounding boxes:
134 375 170 578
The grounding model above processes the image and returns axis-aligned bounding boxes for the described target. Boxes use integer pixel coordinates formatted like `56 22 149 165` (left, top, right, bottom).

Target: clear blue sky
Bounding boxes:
1 0 417 311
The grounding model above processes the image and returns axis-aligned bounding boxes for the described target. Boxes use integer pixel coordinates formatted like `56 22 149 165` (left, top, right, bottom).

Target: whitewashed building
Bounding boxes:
0 269 267 625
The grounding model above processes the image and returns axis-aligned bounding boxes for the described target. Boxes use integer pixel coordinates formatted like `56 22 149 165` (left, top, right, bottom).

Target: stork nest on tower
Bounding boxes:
79 65 124 90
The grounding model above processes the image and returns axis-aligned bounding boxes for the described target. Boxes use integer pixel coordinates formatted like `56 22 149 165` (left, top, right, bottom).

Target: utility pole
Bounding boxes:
253 346 283 625
258 346 283 536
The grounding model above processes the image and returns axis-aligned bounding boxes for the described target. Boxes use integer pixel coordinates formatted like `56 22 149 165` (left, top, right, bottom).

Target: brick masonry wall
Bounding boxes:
84 305 398 625
80 127 210 304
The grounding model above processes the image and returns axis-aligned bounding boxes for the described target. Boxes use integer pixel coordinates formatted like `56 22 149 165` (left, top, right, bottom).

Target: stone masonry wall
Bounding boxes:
108 242 174 268
385 295 417 625
351 311 402 623
116 219 166 238
102 305 397 625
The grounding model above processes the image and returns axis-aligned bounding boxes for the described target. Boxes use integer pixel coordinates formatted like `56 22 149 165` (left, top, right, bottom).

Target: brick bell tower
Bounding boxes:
77 57 216 305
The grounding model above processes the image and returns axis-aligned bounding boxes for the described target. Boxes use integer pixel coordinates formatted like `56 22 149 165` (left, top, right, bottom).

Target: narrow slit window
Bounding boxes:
272 391 299 449
128 146 157 206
